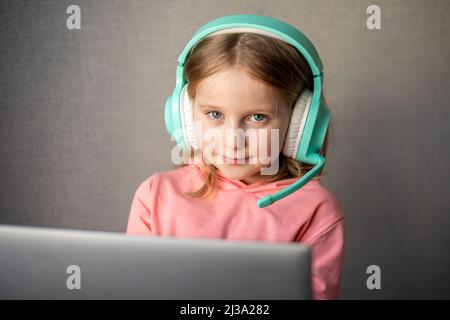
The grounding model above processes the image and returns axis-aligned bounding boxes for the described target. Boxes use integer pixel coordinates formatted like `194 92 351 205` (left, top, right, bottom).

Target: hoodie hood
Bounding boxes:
214 166 301 193
189 161 311 194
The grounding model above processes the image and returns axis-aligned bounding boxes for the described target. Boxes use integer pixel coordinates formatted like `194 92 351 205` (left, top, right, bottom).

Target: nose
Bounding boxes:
222 121 248 154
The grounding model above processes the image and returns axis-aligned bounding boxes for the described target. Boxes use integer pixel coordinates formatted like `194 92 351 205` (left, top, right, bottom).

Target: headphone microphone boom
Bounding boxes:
164 14 330 208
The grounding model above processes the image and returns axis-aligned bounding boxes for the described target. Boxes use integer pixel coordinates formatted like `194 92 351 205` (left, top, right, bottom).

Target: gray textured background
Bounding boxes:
1 0 449 299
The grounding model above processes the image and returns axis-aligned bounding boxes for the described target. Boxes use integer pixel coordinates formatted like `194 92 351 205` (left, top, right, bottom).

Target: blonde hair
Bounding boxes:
172 32 331 200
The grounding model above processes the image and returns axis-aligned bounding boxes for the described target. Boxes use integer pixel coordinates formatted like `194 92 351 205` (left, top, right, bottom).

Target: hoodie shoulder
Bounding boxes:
149 164 205 192
295 179 344 243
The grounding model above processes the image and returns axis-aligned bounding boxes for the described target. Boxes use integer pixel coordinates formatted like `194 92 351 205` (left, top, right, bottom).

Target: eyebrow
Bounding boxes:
198 103 278 114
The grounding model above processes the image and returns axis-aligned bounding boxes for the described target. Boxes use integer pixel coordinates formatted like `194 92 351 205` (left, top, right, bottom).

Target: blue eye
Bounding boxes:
249 114 268 122
206 111 223 120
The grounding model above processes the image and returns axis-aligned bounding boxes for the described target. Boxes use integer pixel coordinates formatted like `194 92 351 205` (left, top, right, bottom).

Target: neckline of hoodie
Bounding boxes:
187 162 319 192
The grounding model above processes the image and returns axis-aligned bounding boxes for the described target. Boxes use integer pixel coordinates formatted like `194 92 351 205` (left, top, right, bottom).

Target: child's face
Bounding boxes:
192 67 291 184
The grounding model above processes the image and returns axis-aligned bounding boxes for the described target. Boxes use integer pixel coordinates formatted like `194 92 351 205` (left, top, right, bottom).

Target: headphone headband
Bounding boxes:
177 14 323 77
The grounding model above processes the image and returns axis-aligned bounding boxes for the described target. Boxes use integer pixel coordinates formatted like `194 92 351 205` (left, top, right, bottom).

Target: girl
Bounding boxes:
127 27 344 300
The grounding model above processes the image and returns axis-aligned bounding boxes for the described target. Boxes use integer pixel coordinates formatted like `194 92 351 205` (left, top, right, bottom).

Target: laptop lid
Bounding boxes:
0 225 311 299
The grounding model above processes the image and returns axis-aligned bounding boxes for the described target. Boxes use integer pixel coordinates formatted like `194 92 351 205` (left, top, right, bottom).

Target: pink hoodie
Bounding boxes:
127 162 345 300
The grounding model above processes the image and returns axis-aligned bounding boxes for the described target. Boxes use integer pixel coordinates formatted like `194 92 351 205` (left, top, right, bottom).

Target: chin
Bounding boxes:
215 163 261 181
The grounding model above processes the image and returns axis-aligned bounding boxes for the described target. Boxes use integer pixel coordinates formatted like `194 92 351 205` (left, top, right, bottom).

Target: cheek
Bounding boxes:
253 127 284 157
192 116 221 158
192 113 209 143
198 122 219 149
271 118 290 154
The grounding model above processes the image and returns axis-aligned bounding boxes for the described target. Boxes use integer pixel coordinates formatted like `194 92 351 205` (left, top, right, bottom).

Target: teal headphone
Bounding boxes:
165 14 330 208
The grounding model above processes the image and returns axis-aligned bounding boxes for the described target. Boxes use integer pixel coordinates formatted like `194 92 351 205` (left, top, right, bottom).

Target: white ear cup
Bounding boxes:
282 89 312 159
180 84 201 150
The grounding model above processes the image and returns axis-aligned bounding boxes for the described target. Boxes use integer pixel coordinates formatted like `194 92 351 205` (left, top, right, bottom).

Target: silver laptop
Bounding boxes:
0 224 311 300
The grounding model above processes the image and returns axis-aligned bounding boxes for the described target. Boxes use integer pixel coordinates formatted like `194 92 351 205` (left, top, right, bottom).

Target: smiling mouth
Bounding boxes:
217 154 251 164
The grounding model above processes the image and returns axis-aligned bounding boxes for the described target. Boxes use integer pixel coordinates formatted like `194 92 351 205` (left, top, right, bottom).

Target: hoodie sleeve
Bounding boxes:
126 178 153 236
304 219 345 300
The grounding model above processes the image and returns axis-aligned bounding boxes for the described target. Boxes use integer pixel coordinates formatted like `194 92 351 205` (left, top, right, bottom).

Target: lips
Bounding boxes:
218 154 251 164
